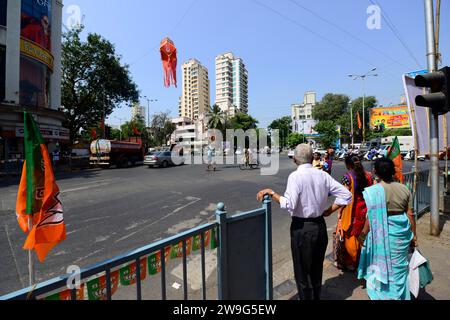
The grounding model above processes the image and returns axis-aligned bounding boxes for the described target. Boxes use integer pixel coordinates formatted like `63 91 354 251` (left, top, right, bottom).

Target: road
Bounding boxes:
0 156 430 298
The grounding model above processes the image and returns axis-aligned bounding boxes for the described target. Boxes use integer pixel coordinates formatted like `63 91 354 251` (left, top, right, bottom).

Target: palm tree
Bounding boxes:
207 104 225 130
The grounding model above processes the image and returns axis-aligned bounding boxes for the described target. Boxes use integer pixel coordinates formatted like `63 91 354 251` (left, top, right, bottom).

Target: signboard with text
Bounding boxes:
370 105 411 129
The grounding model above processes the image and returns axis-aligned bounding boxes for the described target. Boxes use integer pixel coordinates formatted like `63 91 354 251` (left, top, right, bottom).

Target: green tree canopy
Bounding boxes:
269 116 292 148
229 113 259 131
287 133 306 149
62 26 139 144
312 94 351 122
207 104 225 130
314 121 340 149
148 111 176 147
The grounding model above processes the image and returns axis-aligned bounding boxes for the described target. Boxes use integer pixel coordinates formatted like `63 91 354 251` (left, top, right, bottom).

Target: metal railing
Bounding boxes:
404 170 431 217
1 198 274 301
1 222 218 300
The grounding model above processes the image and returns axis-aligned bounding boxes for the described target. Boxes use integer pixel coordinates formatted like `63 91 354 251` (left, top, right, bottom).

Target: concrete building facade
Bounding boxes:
131 102 145 121
179 59 210 122
292 92 319 137
0 0 67 166
215 52 248 116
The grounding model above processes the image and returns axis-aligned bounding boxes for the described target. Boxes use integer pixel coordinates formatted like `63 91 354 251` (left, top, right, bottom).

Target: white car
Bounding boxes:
314 149 328 156
235 149 243 156
288 150 295 159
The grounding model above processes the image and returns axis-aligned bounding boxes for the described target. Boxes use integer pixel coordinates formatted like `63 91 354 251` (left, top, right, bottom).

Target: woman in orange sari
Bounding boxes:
334 156 374 271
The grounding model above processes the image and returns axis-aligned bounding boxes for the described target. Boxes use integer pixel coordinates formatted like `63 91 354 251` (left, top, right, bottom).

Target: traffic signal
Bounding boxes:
414 66 450 115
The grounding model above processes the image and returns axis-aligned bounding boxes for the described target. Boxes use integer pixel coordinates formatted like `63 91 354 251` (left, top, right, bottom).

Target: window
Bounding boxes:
0 0 6 27
19 56 50 108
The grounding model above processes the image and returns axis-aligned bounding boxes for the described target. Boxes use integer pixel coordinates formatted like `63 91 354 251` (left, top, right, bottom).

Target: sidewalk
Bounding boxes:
275 212 450 300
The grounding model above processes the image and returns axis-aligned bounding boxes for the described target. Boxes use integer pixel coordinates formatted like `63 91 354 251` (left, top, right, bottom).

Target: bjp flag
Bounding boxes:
16 112 66 263
357 112 363 130
388 136 404 183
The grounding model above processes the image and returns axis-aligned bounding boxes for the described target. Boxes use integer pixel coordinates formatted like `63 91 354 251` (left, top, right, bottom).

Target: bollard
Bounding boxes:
216 202 228 300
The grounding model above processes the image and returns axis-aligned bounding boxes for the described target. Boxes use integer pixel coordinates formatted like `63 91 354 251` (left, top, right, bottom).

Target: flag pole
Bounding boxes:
28 217 35 286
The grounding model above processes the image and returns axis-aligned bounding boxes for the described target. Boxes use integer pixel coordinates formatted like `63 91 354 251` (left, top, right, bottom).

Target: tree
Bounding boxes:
269 116 292 148
229 113 259 131
287 133 306 149
148 111 176 147
207 105 224 130
61 26 139 144
314 121 340 149
121 114 146 140
312 94 351 122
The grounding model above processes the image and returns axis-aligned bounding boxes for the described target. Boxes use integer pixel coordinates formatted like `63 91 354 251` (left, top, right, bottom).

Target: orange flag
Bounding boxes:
357 112 363 130
16 112 66 263
388 136 404 183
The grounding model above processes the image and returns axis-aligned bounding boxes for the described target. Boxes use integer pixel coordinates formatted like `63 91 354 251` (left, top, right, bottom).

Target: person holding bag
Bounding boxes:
357 158 418 300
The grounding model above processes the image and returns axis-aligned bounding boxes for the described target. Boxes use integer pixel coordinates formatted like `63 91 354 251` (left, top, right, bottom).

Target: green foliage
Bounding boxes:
366 128 413 140
147 111 176 147
229 113 259 131
62 26 139 144
312 94 351 122
287 133 306 149
207 105 225 130
121 114 146 140
269 116 292 148
314 121 340 149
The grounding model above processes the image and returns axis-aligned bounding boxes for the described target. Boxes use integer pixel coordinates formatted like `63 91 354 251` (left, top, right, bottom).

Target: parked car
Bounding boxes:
144 151 184 168
288 149 295 159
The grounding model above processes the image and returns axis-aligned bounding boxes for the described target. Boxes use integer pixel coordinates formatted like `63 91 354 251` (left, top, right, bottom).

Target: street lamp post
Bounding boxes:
142 96 158 129
114 116 126 141
349 100 354 147
348 68 378 143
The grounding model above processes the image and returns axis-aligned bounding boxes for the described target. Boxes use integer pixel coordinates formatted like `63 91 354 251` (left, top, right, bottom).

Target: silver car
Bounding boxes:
144 151 185 168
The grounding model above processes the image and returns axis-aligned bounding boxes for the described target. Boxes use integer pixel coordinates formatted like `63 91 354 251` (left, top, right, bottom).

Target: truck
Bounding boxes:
90 138 145 168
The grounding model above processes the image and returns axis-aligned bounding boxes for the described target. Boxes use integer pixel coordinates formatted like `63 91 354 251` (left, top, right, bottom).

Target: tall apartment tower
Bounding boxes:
215 52 248 116
131 102 146 120
180 59 211 121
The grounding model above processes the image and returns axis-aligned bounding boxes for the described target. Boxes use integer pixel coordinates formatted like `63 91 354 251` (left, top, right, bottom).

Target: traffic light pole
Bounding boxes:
424 0 440 236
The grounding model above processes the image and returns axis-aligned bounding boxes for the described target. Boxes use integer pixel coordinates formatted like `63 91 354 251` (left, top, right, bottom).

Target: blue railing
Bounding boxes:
1 198 274 301
0 222 218 300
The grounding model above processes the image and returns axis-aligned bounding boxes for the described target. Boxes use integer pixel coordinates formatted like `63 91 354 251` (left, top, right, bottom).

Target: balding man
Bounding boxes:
257 144 352 300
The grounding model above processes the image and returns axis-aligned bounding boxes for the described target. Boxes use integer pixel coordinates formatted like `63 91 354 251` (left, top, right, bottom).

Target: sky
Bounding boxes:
63 0 450 128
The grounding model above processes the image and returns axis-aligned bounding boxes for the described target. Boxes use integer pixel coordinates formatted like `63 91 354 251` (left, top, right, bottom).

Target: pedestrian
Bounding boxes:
257 144 352 300
312 152 323 170
52 149 60 168
357 158 418 300
206 144 216 172
323 153 333 175
334 156 374 271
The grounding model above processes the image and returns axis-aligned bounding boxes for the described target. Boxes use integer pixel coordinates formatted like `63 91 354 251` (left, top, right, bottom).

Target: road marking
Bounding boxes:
115 197 201 243
61 182 111 194
4 223 26 288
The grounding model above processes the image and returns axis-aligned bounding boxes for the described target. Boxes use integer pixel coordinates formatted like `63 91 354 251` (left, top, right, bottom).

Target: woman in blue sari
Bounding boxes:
358 158 418 300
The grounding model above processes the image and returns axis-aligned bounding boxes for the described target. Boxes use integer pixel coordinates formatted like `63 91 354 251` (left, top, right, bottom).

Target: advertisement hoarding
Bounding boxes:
370 106 411 130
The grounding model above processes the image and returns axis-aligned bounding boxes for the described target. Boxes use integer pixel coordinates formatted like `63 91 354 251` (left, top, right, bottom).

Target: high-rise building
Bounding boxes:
215 52 248 116
0 0 68 166
179 59 210 121
131 102 145 121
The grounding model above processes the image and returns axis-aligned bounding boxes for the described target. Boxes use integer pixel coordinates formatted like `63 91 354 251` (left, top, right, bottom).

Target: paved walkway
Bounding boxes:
274 212 450 300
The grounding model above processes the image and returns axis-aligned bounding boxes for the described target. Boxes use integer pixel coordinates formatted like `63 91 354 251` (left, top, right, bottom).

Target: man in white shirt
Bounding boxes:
257 144 352 300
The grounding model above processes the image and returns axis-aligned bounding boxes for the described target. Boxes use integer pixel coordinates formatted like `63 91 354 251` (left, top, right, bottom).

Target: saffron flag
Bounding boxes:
357 112 363 130
16 112 66 263
388 136 404 183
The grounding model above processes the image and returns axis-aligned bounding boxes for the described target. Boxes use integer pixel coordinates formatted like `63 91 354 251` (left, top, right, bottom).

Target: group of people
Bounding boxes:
313 151 333 175
257 144 417 300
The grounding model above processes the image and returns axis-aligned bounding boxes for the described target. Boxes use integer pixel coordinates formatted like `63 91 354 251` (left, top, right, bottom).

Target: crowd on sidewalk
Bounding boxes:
258 144 428 301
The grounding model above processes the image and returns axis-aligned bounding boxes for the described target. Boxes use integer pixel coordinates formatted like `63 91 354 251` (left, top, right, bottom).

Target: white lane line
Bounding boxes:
61 182 111 194
115 197 201 243
4 223 26 288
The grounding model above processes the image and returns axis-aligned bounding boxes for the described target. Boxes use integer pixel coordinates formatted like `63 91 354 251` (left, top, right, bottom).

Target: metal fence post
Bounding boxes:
216 202 228 300
263 195 273 300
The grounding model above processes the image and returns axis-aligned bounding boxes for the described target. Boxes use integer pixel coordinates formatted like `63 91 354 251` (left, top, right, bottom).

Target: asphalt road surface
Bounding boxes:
0 156 431 298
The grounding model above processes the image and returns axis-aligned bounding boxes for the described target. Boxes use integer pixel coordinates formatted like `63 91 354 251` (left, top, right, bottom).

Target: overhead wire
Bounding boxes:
368 0 423 68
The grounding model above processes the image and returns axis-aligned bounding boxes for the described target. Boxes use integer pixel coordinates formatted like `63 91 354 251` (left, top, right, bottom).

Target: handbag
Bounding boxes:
418 260 433 289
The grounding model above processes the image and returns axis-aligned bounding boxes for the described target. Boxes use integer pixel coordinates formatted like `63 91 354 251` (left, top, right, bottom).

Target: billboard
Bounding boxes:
293 120 319 137
21 0 52 52
370 106 411 129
